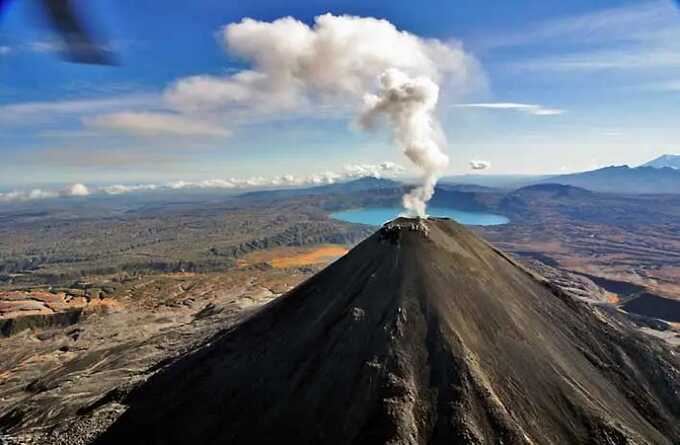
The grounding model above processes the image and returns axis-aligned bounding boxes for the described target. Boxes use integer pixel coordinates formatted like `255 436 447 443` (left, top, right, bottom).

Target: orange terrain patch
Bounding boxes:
607 293 620 304
238 245 349 269
270 246 348 269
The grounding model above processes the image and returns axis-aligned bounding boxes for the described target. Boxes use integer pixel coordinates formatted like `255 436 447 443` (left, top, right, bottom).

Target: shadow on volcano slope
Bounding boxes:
94 218 680 445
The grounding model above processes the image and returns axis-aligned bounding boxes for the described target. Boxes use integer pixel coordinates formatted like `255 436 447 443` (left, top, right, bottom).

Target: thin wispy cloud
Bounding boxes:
0 40 75 56
32 147 187 168
489 0 680 73
28 40 64 53
512 49 680 72
19 38 119 56
0 94 158 125
483 1 675 50
639 79 680 91
454 102 564 116
84 112 231 138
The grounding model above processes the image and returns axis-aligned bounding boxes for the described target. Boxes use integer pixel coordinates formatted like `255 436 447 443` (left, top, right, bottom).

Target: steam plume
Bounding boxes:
163 14 480 215
361 69 449 217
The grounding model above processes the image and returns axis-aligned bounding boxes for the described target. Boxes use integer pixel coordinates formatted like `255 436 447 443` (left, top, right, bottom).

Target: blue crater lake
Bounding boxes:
330 207 509 227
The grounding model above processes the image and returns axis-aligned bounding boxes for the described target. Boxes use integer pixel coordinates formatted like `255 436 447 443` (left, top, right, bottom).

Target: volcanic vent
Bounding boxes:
95 218 680 444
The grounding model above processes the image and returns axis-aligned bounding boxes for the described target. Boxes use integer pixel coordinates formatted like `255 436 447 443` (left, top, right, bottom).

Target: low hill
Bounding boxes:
238 177 403 200
435 183 501 193
441 174 549 189
508 183 593 198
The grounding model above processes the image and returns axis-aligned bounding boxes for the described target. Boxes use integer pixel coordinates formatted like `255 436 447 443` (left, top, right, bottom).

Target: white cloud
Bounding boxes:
194 14 477 217
343 161 405 178
67 183 90 196
84 112 231 137
62 14 483 151
0 183 89 203
166 70 273 111
469 160 491 170
100 184 158 195
166 14 480 115
454 102 564 116
0 189 58 202
166 179 237 189
158 162 404 192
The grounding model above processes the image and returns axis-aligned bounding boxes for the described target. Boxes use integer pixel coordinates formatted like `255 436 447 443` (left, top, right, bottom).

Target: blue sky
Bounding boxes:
1 0 680 188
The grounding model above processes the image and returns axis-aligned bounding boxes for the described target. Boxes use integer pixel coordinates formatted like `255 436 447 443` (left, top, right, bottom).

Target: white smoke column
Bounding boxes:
161 14 482 215
361 69 449 217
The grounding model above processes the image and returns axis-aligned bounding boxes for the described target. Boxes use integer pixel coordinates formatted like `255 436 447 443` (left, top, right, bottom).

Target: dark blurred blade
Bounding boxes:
40 0 115 65
0 0 12 17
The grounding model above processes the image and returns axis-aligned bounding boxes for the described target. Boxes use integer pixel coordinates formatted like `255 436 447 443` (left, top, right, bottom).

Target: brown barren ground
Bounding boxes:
237 245 348 269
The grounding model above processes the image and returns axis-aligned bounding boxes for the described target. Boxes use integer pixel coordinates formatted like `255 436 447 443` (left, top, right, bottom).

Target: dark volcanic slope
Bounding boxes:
95 218 680 445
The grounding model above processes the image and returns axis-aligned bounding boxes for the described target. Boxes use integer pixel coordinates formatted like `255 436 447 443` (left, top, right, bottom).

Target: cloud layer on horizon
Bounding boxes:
0 162 404 203
0 183 90 203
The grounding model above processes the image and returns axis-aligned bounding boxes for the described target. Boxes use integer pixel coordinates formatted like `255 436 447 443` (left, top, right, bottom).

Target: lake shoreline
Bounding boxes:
330 207 509 227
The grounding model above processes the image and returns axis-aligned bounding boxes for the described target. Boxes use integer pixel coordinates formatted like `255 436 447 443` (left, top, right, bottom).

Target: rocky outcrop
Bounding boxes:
1 309 83 337
0 291 92 337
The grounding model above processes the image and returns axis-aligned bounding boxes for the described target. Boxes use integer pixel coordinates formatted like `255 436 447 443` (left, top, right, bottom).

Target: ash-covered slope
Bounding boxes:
95 218 680 445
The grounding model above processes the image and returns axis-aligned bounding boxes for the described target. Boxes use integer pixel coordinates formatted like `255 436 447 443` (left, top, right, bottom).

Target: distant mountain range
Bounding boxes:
237 155 680 199
642 154 680 169
541 165 680 194
440 155 680 194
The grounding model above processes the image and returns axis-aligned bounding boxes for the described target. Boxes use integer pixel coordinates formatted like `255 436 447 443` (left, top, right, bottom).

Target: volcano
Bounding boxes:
95 218 680 444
